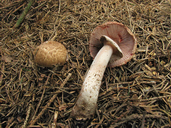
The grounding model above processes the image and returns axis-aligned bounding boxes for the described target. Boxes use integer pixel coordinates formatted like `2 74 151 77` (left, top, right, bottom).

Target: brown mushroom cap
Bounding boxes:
89 21 137 67
34 41 67 67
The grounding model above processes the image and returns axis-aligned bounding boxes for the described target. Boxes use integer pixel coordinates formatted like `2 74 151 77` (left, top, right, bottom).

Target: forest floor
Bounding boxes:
0 0 171 127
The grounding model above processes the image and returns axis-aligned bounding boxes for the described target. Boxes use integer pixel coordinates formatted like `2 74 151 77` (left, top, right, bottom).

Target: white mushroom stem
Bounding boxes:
71 35 123 119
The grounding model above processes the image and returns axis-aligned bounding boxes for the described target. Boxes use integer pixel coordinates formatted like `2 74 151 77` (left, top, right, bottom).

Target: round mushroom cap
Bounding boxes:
34 41 67 67
89 21 137 67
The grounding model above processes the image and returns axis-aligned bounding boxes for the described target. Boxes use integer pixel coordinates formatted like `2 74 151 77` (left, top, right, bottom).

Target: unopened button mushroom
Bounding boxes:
34 41 67 67
71 21 137 120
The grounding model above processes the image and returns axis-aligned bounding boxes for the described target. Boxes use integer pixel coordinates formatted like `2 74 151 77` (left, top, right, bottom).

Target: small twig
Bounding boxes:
110 114 169 128
58 0 61 13
52 111 59 128
94 116 104 128
113 105 131 124
60 73 72 88
0 63 4 86
22 104 32 128
141 95 171 102
31 87 46 121
111 102 127 118
29 93 58 125
13 0 34 28
60 73 72 104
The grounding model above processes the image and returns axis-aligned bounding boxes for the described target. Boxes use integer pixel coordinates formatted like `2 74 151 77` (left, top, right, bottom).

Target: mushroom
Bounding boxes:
71 22 137 120
34 41 67 67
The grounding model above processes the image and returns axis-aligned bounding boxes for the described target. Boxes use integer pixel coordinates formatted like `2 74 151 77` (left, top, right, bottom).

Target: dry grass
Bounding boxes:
0 0 171 127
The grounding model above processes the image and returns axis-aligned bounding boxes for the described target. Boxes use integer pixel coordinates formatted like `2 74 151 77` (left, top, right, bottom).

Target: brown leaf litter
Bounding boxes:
0 0 171 127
